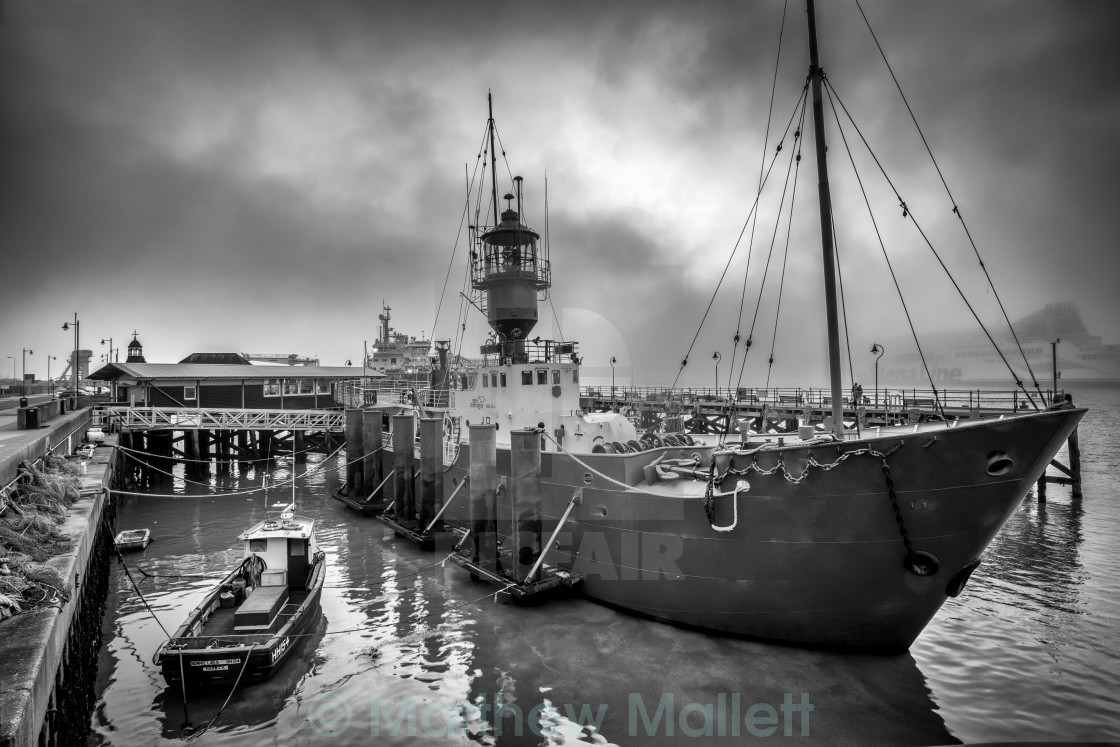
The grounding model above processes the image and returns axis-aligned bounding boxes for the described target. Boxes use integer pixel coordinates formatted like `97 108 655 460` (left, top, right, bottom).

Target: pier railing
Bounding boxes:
582 385 1060 413
106 406 345 431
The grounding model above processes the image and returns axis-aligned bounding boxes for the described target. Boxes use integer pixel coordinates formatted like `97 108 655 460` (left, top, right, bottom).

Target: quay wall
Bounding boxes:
0 411 118 747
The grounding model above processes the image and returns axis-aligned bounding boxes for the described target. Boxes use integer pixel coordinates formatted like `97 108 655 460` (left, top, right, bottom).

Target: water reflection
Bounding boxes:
94 454 962 746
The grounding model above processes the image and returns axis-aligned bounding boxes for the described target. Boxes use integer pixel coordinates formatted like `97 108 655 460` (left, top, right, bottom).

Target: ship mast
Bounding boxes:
806 0 845 436
488 91 499 228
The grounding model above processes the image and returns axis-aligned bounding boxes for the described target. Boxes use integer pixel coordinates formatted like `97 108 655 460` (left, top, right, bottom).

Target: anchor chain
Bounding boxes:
880 458 939 577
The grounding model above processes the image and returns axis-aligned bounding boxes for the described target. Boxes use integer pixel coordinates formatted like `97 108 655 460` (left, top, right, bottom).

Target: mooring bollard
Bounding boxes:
469 424 499 571
392 414 416 523
510 429 543 583
362 410 383 502
419 418 444 531
345 408 364 497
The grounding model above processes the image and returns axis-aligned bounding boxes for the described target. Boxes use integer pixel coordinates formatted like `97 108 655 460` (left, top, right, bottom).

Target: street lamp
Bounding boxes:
609 357 617 406
21 348 33 396
1051 338 1061 399
712 351 721 394
48 356 57 395
62 314 79 399
101 337 116 364
870 343 885 407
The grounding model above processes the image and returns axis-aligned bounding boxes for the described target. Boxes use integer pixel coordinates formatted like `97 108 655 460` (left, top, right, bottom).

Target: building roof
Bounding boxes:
178 352 252 365
88 362 378 381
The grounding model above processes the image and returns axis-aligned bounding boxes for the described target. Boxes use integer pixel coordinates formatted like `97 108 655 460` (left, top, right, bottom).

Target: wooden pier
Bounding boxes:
102 406 345 488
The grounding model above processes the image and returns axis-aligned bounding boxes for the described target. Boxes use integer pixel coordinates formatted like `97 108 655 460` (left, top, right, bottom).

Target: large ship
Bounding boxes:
345 3 1086 650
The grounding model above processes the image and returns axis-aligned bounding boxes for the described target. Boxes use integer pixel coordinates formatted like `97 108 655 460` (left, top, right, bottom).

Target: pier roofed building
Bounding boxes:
89 341 374 409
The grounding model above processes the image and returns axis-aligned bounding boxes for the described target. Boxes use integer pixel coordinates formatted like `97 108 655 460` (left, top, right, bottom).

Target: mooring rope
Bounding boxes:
109 442 350 498
540 432 708 498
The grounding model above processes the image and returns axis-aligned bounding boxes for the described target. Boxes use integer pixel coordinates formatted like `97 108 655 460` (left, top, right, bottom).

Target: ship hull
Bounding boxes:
430 407 1083 649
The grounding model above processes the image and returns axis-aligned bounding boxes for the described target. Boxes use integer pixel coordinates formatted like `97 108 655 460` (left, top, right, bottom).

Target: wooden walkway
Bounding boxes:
106 406 344 432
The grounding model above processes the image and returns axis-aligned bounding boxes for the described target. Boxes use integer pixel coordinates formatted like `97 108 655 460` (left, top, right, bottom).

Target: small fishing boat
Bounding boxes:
113 528 151 552
154 493 326 689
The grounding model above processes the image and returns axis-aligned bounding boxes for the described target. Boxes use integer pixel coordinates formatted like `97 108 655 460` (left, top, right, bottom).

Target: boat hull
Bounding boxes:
157 557 326 688
430 407 1084 649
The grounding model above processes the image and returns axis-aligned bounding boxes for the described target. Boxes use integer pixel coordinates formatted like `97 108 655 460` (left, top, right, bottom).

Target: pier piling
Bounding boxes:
392 414 416 524
345 408 363 497
362 410 383 501
510 429 543 583
419 418 444 530
469 424 500 572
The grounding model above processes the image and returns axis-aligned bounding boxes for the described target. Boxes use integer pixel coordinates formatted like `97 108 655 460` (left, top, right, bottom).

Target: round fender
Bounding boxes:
945 558 982 598
652 434 664 447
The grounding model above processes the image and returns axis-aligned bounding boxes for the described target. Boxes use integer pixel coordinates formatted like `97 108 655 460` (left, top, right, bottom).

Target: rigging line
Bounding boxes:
491 126 521 220
430 162 480 347
667 84 809 395
434 123 491 344
824 79 1036 409
763 109 806 392
732 92 809 397
117 550 172 639
824 83 946 416
853 0 1042 397
730 0 791 393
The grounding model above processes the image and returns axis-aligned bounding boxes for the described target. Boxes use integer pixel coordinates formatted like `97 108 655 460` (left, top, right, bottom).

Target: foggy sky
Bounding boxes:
2 0 1118 389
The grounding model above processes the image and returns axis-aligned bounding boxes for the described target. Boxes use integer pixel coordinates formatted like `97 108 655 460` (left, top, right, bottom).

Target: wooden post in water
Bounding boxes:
419 418 444 532
510 429 543 583
362 410 383 502
469 423 500 572
1067 394 1082 499
184 430 200 479
345 408 363 497
294 430 306 463
392 414 416 524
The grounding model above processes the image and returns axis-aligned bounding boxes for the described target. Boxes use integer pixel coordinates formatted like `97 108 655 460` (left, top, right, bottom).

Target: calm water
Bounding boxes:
89 388 1120 745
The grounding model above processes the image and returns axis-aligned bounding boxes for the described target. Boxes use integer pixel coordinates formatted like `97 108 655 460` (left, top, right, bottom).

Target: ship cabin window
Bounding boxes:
536 369 548 385
572 369 579 384
391 357 397 365
250 538 267 552
184 385 196 401
491 372 498 388
522 371 533 385
264 378 281 397
500 373 507 387
552 370 560 385
482 373 489 388
316 380 332 395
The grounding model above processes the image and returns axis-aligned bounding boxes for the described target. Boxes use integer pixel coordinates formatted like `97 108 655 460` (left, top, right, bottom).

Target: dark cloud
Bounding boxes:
2 0 1118 386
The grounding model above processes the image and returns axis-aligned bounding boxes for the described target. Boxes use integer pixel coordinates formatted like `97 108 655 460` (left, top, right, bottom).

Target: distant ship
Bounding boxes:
365 303 435 376
883 302 1120 387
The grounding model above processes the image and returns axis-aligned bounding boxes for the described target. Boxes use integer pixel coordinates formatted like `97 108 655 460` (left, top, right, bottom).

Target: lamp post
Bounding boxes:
870 343 884 407
62 313 79 400
48 355 56 395
609 356 617 407
21 348 33 396
712 351 721 395
1051 338 1061 400
6 356 14 389
101 337 116 364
